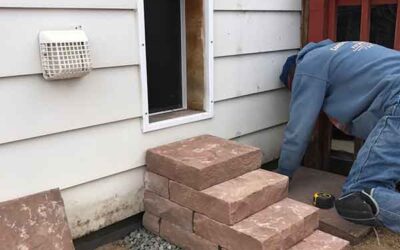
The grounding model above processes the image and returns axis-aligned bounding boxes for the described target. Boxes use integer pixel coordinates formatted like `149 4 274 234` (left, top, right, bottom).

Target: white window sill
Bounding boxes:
143 110 213 132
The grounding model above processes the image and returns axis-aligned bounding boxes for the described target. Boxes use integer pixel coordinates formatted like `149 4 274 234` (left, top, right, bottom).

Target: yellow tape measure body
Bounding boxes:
313 192 335 209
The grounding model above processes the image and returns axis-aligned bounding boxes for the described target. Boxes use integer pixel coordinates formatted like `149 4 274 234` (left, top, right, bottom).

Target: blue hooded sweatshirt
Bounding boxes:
278 39 400 177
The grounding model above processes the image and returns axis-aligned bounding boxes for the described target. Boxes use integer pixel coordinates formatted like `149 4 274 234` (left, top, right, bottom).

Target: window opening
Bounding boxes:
144 0 186 114
337 6 361 41
370 4 397 48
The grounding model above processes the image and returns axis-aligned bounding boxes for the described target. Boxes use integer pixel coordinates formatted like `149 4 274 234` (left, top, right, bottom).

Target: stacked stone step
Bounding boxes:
143 135 350 250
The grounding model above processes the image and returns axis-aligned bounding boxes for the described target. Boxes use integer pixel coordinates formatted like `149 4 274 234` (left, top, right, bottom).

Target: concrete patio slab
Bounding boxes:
288 167 371 245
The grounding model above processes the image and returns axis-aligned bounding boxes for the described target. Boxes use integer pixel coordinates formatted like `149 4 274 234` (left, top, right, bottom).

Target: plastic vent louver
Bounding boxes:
39 29 92 80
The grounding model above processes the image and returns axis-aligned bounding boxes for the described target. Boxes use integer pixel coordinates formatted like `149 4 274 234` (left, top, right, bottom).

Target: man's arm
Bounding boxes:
277 74 327 177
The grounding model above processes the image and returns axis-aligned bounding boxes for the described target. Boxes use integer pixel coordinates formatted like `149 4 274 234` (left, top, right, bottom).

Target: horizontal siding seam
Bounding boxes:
215 48 301 59
232 122 287 140
0 88 288 147
215 86 287 103
214 10 301 13
0 64 139 80
0 7 136 10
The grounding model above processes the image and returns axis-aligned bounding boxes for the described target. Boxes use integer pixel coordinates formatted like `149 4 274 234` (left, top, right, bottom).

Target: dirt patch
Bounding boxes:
352 228 400 250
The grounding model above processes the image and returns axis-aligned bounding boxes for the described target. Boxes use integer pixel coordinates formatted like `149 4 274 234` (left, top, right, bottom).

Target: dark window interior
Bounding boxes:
370 4 397 48
337 6 361 41
144 0 183 114
334 7 363 149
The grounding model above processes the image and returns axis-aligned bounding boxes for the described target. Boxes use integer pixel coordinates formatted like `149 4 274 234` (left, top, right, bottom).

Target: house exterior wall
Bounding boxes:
0 0 301 238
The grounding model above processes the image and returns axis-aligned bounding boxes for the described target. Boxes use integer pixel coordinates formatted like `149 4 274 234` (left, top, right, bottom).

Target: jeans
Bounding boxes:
342 94 400 233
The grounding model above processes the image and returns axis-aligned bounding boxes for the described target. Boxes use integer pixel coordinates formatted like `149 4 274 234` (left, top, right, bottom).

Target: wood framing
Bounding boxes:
360 0 371 41
186 0 205 111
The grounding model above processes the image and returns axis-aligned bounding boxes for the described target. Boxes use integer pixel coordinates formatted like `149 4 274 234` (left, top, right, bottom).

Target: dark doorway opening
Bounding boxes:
144 0 184 114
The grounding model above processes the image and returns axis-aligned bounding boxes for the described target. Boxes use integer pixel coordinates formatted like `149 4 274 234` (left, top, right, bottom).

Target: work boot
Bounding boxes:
335 189 381 227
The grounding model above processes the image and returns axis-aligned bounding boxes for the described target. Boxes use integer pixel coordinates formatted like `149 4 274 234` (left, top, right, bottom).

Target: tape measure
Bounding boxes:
313 192 335 209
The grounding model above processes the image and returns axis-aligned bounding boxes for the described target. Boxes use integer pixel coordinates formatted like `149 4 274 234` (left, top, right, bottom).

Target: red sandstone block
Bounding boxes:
146 135 262 190
170 169 288 225
194 198 319 250
160 220 218 250
145 171 169 198
0 189 74 250
290 230 350 250
143 212 160 235
144 191 193 231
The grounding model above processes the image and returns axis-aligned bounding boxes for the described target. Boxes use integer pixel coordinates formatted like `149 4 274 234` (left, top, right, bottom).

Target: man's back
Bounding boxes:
296 40 400 138
278 40 400 178
280 40 400 233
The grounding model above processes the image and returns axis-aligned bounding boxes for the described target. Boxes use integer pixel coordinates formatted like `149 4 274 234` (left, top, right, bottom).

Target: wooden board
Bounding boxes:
214 11 301 57
288 167 372 244
0 90 289 202
0 8 138 77
214 0 302 11
186 0 206 111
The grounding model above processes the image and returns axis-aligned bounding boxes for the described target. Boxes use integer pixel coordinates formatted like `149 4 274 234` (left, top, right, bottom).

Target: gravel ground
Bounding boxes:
97 227 400 250
96 228 181 250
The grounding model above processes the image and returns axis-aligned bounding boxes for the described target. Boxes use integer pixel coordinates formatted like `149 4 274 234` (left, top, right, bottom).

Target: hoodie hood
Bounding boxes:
297 39 334 63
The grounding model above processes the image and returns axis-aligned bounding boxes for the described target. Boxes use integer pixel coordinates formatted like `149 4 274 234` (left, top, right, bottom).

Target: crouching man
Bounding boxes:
277 39 400 232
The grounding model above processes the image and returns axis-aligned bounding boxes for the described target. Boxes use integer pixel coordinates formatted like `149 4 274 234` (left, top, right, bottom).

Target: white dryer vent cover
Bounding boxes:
39 29 92 80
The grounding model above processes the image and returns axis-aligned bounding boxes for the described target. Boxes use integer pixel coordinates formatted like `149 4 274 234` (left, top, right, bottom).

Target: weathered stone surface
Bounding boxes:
170 169 288 225
288 167 371 244
145 171 169 198
142 212 160 235
144 191 193 231
146 135 262 190
194 198 319 250
0 189 74 250
290 230 350 250
160 220 218 250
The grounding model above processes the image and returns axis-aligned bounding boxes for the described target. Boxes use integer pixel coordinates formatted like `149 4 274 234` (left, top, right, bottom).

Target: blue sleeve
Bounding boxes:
278 74 327 177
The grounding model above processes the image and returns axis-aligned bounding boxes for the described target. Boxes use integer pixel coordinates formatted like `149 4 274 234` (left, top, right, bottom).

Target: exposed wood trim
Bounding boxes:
303 113 332 171
308 0 328 42
360 0 371 41
327 0 338 41
302 0 310 46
